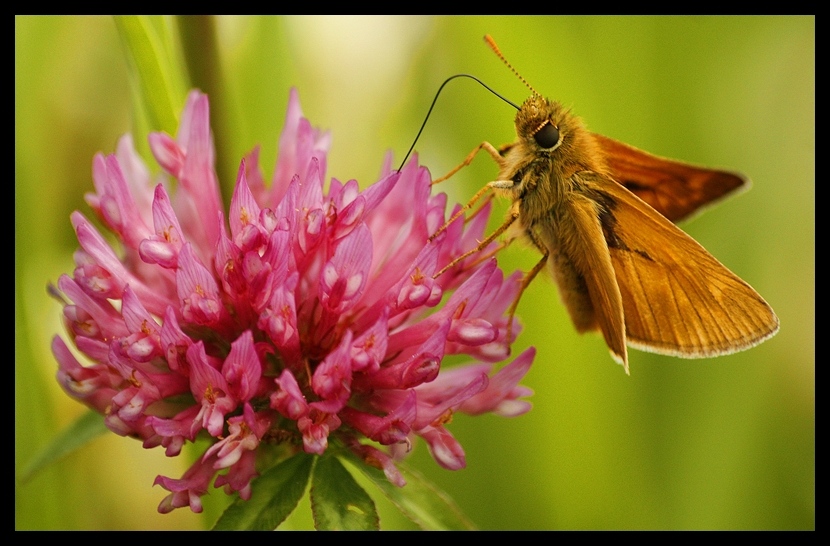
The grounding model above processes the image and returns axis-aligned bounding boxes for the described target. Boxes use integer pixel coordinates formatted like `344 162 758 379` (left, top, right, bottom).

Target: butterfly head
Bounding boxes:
515 95 604 172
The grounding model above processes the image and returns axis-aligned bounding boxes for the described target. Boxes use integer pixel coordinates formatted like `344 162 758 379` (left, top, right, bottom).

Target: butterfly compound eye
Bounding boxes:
533 122 560 149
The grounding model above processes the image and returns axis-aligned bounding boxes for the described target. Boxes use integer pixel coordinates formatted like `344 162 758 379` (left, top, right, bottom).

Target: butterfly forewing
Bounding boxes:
598 178 779 357
552 189 628 365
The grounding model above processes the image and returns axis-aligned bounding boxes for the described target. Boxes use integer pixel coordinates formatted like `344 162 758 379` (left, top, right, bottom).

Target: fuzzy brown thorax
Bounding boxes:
500 96 608 223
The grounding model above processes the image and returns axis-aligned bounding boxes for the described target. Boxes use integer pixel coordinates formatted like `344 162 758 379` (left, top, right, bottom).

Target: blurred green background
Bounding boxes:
16 16 813 530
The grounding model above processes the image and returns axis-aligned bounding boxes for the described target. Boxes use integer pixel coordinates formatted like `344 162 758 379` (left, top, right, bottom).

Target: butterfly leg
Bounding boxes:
432 201 520 279
507 226 550 342
429 142 513 242
429 184 496 242
431 141 505 185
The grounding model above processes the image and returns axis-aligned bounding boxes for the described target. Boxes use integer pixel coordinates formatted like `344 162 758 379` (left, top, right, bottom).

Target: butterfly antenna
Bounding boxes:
397 74 519 172
484 35 541 97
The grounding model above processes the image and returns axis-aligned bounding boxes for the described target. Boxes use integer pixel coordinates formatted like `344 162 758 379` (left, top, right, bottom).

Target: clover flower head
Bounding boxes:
53 88 535 513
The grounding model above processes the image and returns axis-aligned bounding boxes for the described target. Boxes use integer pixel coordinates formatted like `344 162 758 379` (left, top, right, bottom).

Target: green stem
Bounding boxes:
177 15 234 203
114 15 183 135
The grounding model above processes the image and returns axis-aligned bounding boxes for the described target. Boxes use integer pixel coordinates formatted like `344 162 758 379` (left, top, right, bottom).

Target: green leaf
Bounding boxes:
212 452 314 530
344 450 476 530
18 410 107 484
113 15 184 135
311 453 380 531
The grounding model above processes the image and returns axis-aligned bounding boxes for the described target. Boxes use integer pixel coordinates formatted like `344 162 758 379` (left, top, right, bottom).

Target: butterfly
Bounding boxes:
430 36 779 373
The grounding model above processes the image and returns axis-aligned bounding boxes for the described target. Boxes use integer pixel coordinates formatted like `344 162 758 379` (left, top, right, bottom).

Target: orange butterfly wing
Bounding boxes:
594 177 779 358
593 133 748 223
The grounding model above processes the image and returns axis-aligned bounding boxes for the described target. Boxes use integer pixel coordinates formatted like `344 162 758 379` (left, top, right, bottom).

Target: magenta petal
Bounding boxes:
448 317 498 345
357 320 449 391
348 442 407 487
90 154 153 248
149 132 185 177
341 389 416 445
139 184 185 268
319 223 372 314
421 426 466 470
350 309 389 373
52 336 117 414
176 244 227 328
179 93 223 248
271 88 331 202
228 161 264 249
298 410 341 455
459 347 536 417
411 370 488 430
271 369 308 420
187 342 235 437
154 456 217 514
222 331 263 402
311 331 353 413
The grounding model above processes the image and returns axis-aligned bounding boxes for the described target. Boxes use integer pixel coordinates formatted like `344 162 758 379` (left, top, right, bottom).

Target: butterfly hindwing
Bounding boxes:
593 133 749 223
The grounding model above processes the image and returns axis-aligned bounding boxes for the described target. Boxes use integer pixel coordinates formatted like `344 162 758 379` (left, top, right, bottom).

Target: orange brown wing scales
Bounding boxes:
528 170 777 373
597 177 779 357
544 190 629 371
593 133 749 223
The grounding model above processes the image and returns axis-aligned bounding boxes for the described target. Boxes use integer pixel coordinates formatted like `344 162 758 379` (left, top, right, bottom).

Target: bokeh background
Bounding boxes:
16 16 813 530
